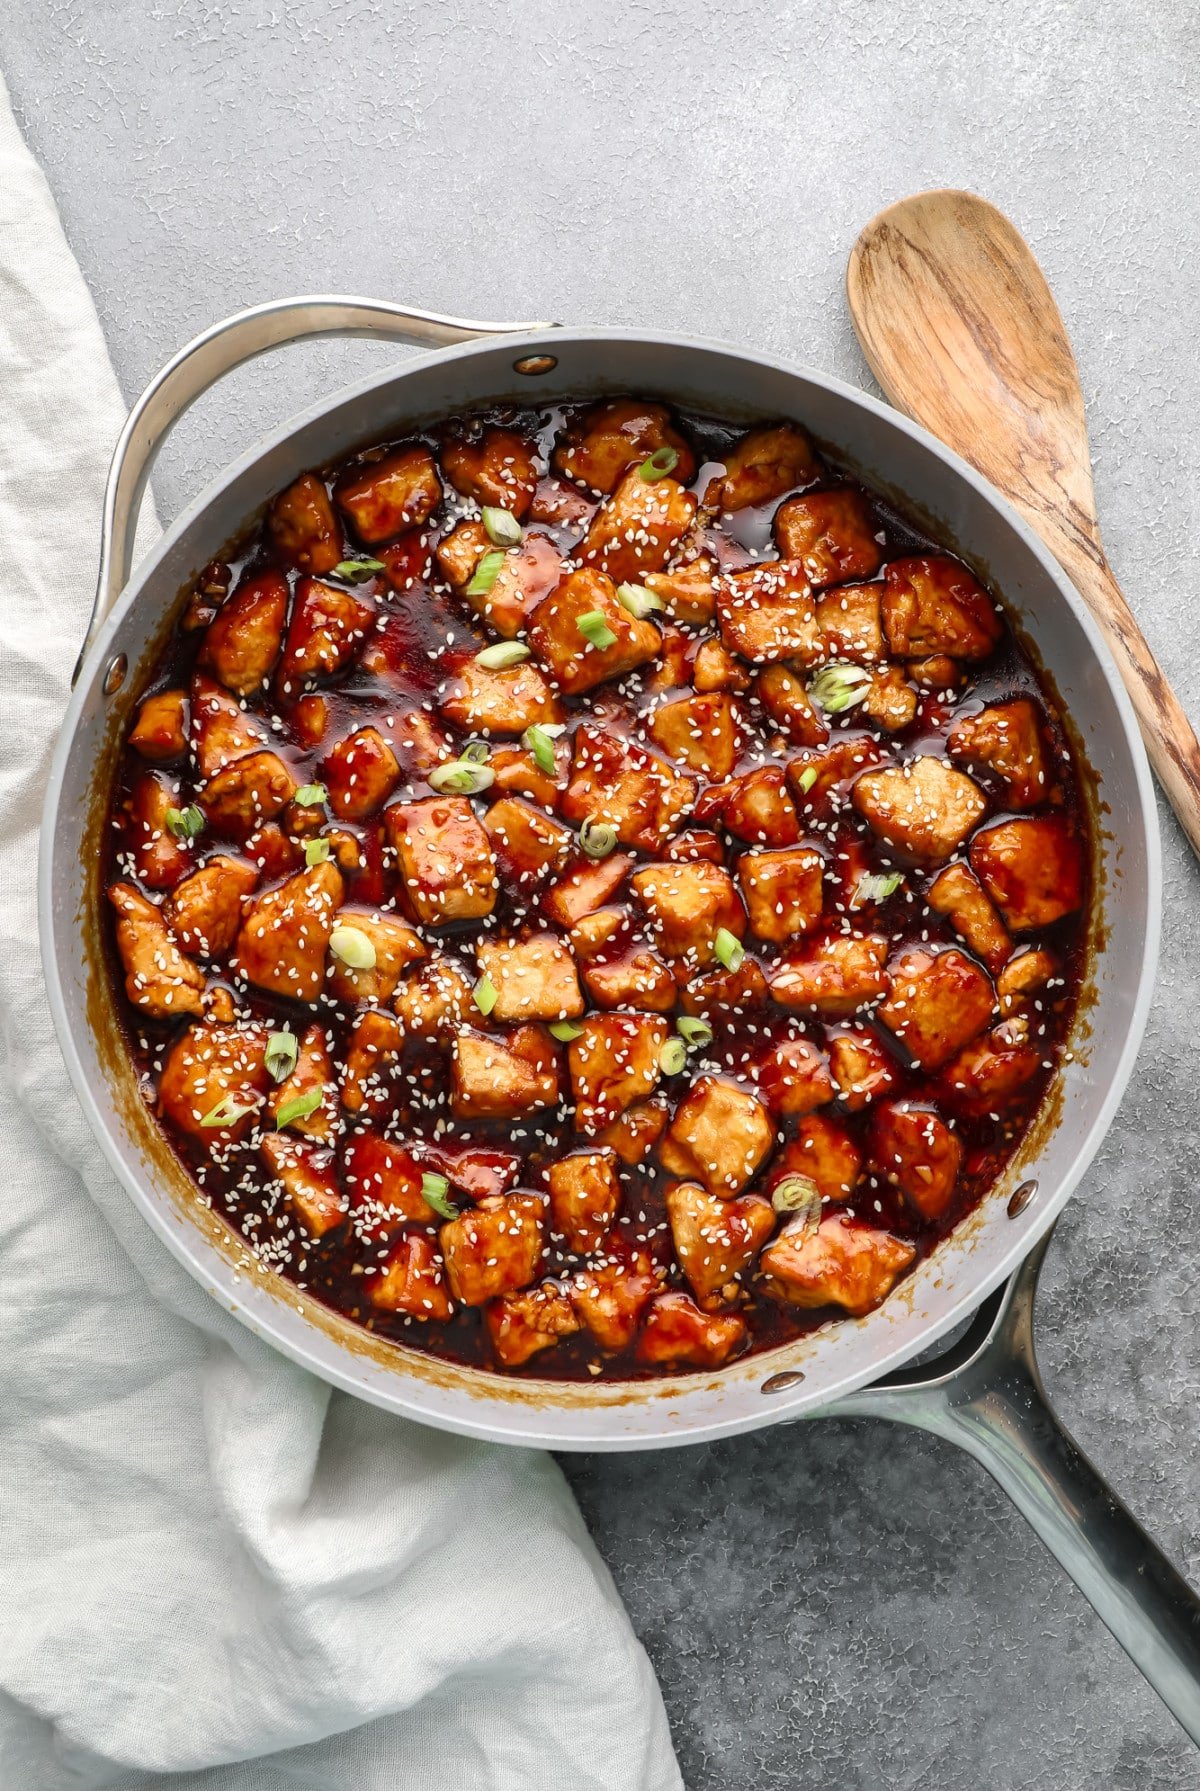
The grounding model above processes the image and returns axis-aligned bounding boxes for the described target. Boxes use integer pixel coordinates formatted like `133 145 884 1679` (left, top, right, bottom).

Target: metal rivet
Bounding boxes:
513 353 558 376
103 653 127 695
760 1369 806 1395
1007 1179 1038 1219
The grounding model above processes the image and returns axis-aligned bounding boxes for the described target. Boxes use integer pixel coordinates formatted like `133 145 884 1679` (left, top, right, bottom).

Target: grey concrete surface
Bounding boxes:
5 2 1200 1785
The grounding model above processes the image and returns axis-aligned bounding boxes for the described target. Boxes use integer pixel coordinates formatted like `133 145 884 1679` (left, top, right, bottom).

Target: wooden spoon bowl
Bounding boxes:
846 189 1200 858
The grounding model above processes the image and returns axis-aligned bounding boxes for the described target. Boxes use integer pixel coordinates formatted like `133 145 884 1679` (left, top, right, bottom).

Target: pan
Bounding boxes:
38 298 1200 1740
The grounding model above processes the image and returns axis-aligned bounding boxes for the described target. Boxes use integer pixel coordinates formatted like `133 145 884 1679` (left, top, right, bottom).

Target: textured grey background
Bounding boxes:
5 2 1200 1785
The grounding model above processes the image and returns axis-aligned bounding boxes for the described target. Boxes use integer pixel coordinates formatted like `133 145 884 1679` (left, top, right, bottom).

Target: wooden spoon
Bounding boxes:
846 188 1200 858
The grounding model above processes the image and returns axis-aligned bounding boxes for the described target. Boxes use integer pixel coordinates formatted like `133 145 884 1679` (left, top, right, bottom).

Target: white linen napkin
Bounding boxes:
0 71 681 1791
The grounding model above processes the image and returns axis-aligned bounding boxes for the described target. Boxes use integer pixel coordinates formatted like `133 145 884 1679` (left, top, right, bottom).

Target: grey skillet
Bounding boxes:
38 298 1200 1740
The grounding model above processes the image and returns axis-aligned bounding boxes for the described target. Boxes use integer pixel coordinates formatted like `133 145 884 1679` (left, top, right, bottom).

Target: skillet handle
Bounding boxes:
818 1224 1200 1746
75 294 556 686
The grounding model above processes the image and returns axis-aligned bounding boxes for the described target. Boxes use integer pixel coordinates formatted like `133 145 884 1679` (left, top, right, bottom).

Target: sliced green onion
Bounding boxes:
853 870 904 908
473 973 498 1017
329 925 377 970
579 817 618 860
264 1029 299 1084
481 506 524 548
796 765 819 795
428 759 495 796
808 663 872 714
200 1092 257 1129
676 1016 714 1049
638 445 680 482
304 837 331 867
476 640 531 670
772 1174 822 1228
294 782 327 807
658 1038 687 1075
466 549 506 596
165 804 204 842
576 610 618 651
334 557 385 581
275 1087 323 1129
549 1019 584 1042
420 1171 460 1220
523 723 564 775
460 740 491 765
713 927 745 972
615 581 664 619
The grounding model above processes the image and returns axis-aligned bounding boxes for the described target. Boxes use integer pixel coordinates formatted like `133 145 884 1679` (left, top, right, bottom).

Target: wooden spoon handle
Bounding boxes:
1047 528 1200 858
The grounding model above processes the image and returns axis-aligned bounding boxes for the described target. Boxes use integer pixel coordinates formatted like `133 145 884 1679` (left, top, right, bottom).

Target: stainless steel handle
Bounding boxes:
76 294 555 685
819 1224 1200 1746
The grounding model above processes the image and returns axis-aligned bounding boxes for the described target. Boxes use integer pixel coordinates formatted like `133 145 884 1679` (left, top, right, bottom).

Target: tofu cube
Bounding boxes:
129 687 189 763
441 425 539 517
774 488 884 588
754 663 829 748
717 560 820 664
579 468 697 583
234 861 344 1002
667 1182 775 1303
970 815 1085 931
815 582 885 663
476 932 584 1023
200 748 297 837
327 909 427 1004
635 1291 747 1367
631 860 745 964
368 1234 453 1321
736 846 824 943
644 557 719 626
451 1025 560 1119
483 795 574 885
582 941 678 1013
769 932 889 1017
704 422 821 513
702 765 800 846
163 855 258 959
881 556 1002 660
438 656 563 736
267 472 343 575
260 1133 345 1237
659 1076 774 1195
828 1030 899 1111
529 567 661 694
543 851 635 928
948 698 1051 808
464 532 565 639
568 1012 670 1131
440 1192 547 1306
334 445 441 543
647 691 740 777
109 882 207 1019
852 756 987 864
485 1283 581 1367
869 1099 963 1219
340 1010 403 1113
392 953 473 1036
552 398 697 494
435 517 490 589
385 796 497 925
323 725 401 820
925 862 1011 972
691 638 752 694
562 725 695 852
547 1150 622 1253
755 1034 834 1116
277 576 373 687
878 945 995 1069
760 1213 915 1316
199 570 288 696
861 666 918 733
342 1130 439 1236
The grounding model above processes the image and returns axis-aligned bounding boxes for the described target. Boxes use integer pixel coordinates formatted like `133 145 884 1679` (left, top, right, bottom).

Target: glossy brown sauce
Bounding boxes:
104 400 1089 1379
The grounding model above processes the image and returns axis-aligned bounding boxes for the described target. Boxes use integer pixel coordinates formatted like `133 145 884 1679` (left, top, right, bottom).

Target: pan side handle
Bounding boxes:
817 1226 1200 1747
75 295 557 686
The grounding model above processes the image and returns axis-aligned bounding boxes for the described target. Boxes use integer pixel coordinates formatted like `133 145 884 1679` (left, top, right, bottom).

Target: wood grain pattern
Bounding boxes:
846 187 1200 859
